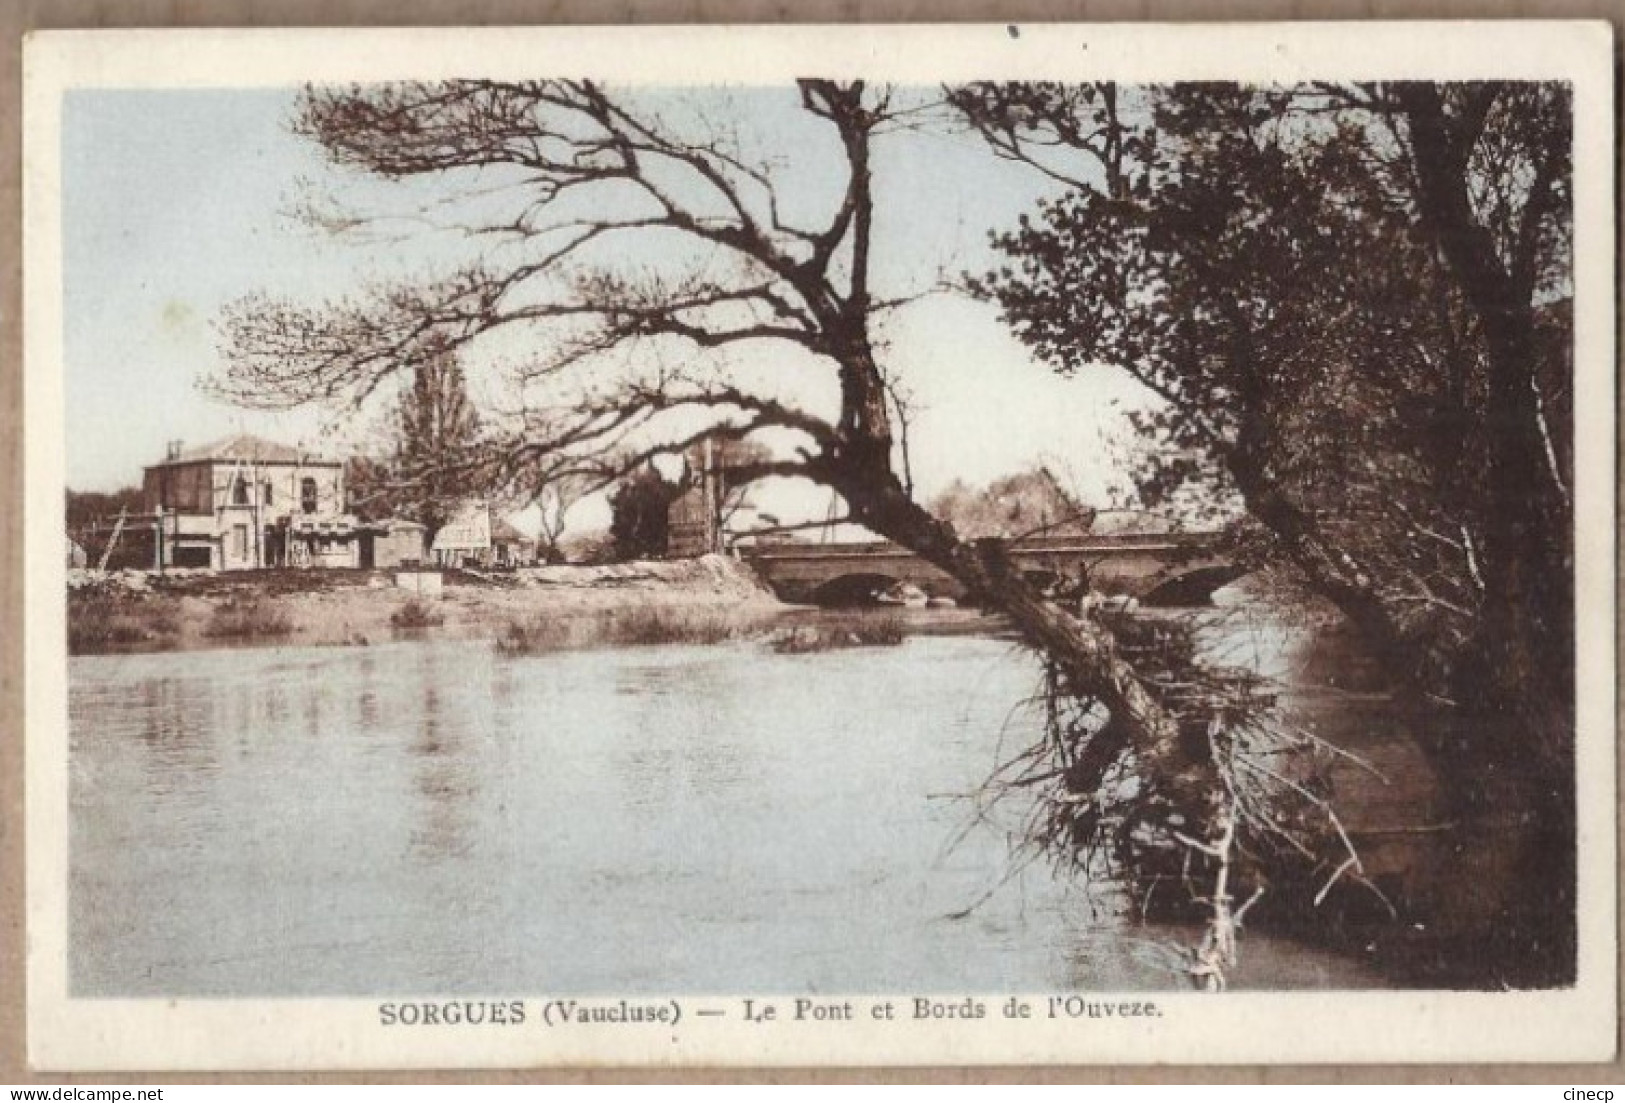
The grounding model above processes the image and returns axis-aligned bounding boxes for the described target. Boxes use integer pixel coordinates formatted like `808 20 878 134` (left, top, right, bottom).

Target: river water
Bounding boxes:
69 604 1398 997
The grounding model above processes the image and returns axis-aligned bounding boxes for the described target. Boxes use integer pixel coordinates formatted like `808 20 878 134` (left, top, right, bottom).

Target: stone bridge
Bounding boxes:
739 532 1242 607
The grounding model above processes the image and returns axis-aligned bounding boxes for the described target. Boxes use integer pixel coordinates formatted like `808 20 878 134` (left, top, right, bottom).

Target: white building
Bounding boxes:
141 434 358 570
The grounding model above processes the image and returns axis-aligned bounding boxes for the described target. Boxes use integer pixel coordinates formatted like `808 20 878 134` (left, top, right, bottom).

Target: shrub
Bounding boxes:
202 599 294 640
766 612 906 655
390 599 445 629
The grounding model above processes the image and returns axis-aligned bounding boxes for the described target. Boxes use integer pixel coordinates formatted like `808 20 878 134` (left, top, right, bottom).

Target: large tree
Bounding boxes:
607 463 686 561
220 81 1215 819
217 81 1398 980
530 470 593 564
929 466 1095 541
65 486 146 533
956 81 1576 982
342 334 486 542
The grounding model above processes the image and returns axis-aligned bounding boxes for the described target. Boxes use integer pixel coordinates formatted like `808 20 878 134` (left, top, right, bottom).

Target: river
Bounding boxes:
68 599 1403 997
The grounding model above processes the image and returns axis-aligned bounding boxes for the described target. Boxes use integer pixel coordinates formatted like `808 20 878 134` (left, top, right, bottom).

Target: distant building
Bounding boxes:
429 502 538 569
142 434 360 570
490 518 537 568
667 439 724 558
431 500 493 568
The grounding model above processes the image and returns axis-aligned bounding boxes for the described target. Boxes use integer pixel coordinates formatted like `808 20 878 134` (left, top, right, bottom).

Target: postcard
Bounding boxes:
23 22 1616 1069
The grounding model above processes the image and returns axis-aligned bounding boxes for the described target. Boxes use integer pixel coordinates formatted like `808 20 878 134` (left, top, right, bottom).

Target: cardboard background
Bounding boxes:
3 0 1620 1083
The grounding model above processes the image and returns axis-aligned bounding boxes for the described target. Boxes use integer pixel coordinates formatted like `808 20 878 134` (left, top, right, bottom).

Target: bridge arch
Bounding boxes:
809 572 905 608
1138 564 1248 608
739 532 1231 607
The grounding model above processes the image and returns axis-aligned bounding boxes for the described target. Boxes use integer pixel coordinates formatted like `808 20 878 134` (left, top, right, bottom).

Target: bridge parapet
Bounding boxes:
739 531 1218 559
737 531 1237 607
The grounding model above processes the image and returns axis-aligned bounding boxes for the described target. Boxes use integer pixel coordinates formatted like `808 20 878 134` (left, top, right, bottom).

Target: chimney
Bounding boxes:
166 439 183 462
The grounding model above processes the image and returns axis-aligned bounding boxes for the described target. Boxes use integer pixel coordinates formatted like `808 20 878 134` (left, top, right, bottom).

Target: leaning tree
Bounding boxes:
218 80 1373 978
953 80 1576 984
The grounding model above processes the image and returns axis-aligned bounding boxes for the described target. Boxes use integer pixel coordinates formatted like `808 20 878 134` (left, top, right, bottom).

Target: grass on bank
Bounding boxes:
496 606 910 656
201 599 295 641
497 605 770 653
765 612 906 654
67 593 180 655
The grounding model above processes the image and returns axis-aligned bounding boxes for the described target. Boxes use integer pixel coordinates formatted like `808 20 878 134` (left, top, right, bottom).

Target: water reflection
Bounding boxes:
69 624 1389 997
408 676 479 863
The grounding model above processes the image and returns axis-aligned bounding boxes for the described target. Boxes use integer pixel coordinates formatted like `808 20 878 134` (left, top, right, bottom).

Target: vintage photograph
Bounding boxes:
24 24 1614 1069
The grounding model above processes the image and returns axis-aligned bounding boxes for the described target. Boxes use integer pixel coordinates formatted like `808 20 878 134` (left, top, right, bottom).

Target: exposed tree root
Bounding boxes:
971 606 1385 991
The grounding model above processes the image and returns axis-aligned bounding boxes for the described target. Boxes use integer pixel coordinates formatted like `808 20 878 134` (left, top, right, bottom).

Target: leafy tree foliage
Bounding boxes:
607 463 686 561
959 80 1576 982
65 486 151 569
929 466 1093 540
65 486 147 532
965 81 1572 733
212 78 1581 981
346 336 486 540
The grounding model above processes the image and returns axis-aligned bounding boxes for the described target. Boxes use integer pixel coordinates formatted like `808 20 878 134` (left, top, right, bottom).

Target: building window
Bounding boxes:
232 476 249 506
264 481 274 506
301 477 318 515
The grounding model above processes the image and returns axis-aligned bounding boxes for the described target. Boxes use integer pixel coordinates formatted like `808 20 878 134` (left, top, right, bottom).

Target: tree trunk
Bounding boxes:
830 463 1225 829
1225 445 1408 659
1391 83 1576 984
1398 85 1574 766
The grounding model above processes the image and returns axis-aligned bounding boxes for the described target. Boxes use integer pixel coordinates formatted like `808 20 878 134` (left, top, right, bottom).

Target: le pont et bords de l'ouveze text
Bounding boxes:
376 996 1165 1028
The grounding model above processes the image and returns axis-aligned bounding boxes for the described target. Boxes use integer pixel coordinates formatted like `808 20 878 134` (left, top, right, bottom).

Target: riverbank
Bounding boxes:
66 556 1005 657
67 556 778 655
66 562 1542 989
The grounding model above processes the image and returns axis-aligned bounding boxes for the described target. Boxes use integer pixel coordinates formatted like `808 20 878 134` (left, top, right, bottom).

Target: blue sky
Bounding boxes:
62 86 1157 527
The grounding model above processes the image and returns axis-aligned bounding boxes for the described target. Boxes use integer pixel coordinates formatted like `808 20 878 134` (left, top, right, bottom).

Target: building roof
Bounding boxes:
432 502 493 552
490 518 532 545
148 433 338 468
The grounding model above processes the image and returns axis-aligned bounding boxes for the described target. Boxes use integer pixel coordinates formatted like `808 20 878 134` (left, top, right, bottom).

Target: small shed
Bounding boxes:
490 518 537 568
432 502 493 568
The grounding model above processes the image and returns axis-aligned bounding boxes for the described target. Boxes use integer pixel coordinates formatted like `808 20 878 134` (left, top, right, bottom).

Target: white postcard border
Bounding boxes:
23 21 1618 1070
